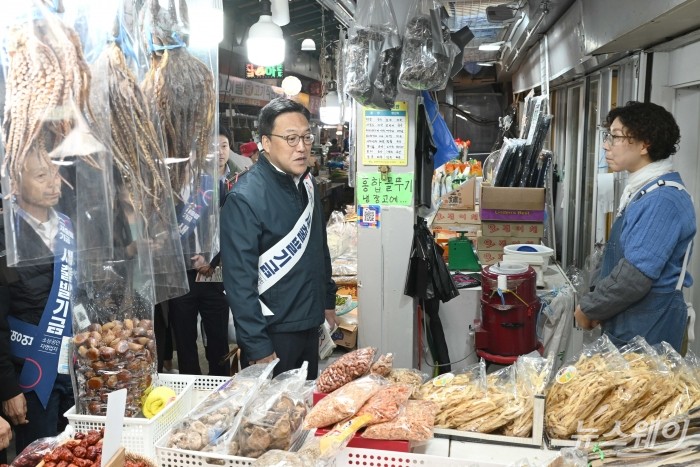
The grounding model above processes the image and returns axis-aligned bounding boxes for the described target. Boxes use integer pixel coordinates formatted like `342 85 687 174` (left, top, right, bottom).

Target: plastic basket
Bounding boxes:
156 445 477 467
191 375 230 408
65 373 197 459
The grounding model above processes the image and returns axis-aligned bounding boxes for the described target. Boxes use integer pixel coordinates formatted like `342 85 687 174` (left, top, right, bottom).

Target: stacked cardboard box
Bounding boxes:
477 186 545 265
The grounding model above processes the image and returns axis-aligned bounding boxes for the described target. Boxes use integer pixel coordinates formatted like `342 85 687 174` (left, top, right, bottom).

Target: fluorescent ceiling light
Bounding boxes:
478 41 506 51
476 61 498 67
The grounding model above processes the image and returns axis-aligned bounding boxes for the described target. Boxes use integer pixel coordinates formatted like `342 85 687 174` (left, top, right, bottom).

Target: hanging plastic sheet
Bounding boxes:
0 0 114 269
140 0 219 263
398 0 459 92
85 0 187 303
404 218 458 303
344 0 402 109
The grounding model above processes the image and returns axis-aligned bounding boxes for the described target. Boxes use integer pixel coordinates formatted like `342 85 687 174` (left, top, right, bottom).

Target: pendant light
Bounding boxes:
247 0 285 66
320 82 341 125
301 38 316 51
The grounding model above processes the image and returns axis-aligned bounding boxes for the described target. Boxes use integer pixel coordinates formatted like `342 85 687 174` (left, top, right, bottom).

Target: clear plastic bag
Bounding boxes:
140 0 219 260
326 211 357 277
545 334 627 439
0 0 114 269
398 0 458 91
305 375 387 429
644 342 700 423
11 427 74 467
370 353 393 377
414 361 488 429
362 399 438 441
166 361 277 451
212 365 311 458
503 354 553 437
344 0 402 109
316 346 376 393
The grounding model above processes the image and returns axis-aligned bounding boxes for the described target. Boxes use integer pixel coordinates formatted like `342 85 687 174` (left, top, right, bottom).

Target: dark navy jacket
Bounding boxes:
220 155 336 361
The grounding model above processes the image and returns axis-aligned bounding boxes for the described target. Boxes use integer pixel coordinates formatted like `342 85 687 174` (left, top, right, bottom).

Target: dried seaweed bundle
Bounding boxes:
2 8 93 184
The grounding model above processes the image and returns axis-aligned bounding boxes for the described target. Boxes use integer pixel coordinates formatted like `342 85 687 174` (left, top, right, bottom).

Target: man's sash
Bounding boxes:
178 174 214 238
257 175 314 316
8 213 75 408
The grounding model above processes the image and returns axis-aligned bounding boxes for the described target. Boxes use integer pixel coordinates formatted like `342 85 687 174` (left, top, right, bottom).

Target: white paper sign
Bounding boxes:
101 389 127 467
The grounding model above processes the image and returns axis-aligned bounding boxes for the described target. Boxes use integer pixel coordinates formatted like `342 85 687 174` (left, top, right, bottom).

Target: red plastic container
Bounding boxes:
314 427 410 452
476 263 539 356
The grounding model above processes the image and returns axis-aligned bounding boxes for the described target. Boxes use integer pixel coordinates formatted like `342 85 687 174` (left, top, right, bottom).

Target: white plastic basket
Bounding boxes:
65 373 197 459
156 446 476 467
191 375 230 408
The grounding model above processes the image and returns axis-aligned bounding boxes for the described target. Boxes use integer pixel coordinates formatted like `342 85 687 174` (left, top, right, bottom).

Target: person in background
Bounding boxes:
342 136 349 153
219 127 243 176
239 141 260 164
228 133 254 173
327 138 341 156
166 130 234 377
0 151 74 454
221 98 337 379
574 101 696 351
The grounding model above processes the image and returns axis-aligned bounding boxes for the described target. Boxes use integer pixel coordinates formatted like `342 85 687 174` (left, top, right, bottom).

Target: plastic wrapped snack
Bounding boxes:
370 353 393 377
166 361 277 451
305 375 386 429
606 337 673 436
388 368 427 397
503 354 553 437
212 365 310 459
356 384 412 424
457 366 522 433
545 335 627 439
643 342 700 423
363 400 439 441
344 0 401 109
316 347 376 393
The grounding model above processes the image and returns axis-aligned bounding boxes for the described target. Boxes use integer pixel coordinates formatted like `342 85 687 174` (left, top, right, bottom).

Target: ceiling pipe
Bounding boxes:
504 10 547 72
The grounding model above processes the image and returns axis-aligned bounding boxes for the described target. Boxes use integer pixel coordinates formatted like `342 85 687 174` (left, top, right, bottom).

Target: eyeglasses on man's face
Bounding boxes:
601 130 634 145
268 133 315 147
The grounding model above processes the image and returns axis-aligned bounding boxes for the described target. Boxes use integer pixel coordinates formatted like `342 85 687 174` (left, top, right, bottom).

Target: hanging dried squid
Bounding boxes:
2 1 93 186
140 0 216 196
90 40 168 215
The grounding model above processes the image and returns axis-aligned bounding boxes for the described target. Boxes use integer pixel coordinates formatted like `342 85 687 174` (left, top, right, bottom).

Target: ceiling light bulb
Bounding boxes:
281 76 302 96
320 91 341 125
301 38 316 51
247 14 285 66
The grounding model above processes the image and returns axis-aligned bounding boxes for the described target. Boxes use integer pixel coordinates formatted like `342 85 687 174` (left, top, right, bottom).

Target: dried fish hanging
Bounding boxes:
140 0 218 258
0 0 113 268
86 2 187 304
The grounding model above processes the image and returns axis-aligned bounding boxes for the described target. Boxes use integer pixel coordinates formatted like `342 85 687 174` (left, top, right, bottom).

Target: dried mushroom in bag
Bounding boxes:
166 362 276 450
212 365 310 459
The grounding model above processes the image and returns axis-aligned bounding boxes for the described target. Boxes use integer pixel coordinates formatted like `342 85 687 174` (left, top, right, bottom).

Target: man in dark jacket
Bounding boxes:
0 152 74 456
221 98 337 379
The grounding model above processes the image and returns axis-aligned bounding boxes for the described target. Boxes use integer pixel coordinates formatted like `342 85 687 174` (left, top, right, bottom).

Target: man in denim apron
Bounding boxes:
575 102 695 352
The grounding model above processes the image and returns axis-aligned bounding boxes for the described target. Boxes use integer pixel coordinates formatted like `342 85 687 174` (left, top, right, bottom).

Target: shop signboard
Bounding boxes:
245 63 284 79
356 173 413 206
361 101 408 166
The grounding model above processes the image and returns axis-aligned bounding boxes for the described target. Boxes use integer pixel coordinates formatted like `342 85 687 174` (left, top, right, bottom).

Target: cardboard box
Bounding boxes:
440 178 475 210
433 208 480 225
478 251 504 265
481 221 544 238
332 323 358 349
480 186 545 222
476 236 540 251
